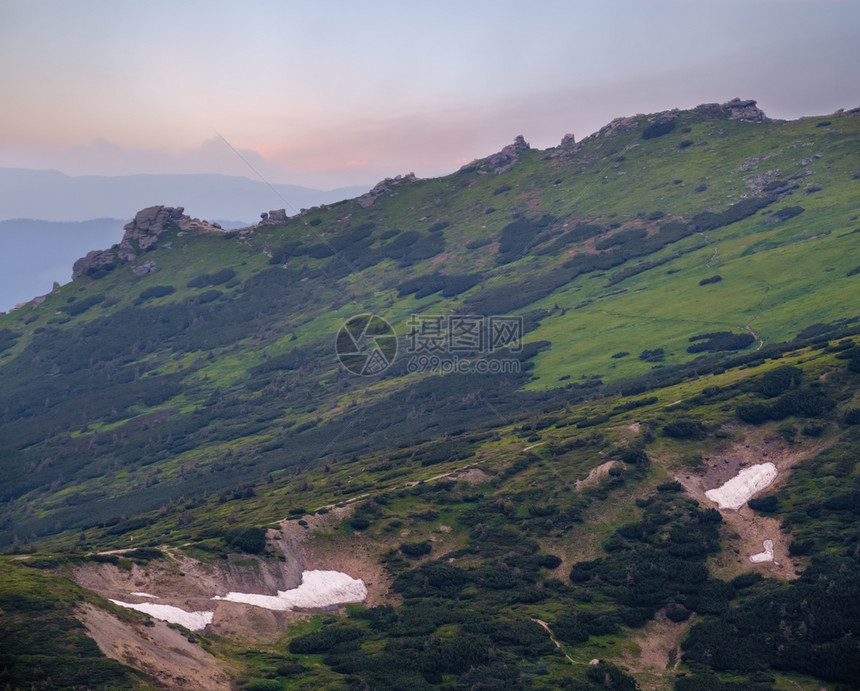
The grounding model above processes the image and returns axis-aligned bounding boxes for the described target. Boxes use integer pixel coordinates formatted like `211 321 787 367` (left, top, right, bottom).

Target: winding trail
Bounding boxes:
531 618 582 665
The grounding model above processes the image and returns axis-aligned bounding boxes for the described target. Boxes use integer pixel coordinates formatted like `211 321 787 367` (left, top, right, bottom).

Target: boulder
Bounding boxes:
258 209 288 225
724 97 767 123
132 261 158 277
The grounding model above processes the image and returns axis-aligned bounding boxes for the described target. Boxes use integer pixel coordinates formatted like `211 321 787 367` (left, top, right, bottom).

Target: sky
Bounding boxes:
1 0 859 190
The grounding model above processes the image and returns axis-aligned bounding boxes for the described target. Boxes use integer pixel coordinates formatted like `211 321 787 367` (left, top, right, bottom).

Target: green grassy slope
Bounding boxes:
0 100 859 689
0 102 857 547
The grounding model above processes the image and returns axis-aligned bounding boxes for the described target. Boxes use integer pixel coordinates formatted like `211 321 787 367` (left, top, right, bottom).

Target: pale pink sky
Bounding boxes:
1 0 858 189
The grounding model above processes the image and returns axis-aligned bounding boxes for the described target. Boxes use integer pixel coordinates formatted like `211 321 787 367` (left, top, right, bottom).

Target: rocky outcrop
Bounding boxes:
259 209 288 225
461 136 531 175
692 98 767 123
486 135 530 174
598 116 640 139
72 206 224 279
120 206 188 257
357 173 418 208
724 97 767 123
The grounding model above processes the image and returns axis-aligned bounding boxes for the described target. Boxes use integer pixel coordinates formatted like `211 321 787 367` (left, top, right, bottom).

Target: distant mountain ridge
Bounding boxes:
0 168 368 223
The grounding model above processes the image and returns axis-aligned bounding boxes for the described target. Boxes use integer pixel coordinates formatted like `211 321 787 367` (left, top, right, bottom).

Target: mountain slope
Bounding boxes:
0 99 859 690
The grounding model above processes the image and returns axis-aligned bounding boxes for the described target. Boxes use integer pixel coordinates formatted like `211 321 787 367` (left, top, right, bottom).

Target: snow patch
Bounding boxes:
130 591 159 598
212 569 367 611
109 600 213 631
750 539 775 563
705 462 777 510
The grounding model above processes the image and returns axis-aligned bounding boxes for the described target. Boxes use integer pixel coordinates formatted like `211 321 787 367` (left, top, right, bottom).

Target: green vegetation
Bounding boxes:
0 102 858 689
0 560 145 689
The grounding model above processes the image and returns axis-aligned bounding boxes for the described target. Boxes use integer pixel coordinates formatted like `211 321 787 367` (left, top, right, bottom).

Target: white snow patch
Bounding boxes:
750 539 775 563
130 591 159 598
212 569 367 611
109 600 213 631
705 462 777 510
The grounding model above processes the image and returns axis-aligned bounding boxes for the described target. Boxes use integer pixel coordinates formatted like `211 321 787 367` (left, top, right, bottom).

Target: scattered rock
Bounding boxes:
132 261 158 277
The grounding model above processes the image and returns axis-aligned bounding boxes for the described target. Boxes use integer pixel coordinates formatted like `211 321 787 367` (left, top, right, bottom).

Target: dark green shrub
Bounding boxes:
0 328 20 353
225 526 267 553
693 195 775 231
275 661 308 677
586 662 640 690
843 408 860 425
188 268 237 286
137 285 175 301
698 275 722 286
350 517 370 531
666 604 691 622
621 448 648 465
60 294 104 315
288 626 364 654
639 348 664 362
244 679 282 691
755 366 803 398
737 403 772 424
687 331 754 353
731 572 763 589
496 214 555 264
772 206 805 222
642 119 676 139
400 541 432 558
663 420 705 439
197 289 222 304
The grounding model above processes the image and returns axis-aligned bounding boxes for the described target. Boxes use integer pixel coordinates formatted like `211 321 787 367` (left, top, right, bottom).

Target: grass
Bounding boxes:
1 104 858 689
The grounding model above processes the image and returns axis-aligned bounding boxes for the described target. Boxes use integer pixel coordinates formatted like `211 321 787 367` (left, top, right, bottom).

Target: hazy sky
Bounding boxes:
1 0 858 189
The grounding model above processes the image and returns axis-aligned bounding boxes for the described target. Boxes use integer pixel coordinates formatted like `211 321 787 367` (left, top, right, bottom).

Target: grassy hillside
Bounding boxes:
1 100 859 689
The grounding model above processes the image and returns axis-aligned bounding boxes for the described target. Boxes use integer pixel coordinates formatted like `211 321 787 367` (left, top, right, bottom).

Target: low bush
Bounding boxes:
642 119 676 139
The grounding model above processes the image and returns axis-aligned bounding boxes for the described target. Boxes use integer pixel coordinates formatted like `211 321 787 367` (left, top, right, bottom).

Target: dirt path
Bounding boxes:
531 618 582 665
